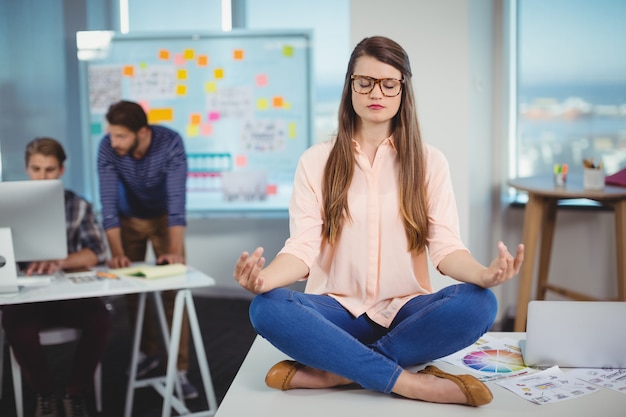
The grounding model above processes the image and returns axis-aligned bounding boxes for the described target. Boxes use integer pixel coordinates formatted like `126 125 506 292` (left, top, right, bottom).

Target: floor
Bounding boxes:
0 295 257 417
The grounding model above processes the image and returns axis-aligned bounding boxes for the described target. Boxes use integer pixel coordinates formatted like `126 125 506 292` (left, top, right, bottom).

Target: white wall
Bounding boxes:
192 0 619 326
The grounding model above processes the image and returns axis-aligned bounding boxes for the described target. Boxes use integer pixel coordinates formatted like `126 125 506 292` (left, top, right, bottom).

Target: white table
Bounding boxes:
216 332 626 417
0 266 218 417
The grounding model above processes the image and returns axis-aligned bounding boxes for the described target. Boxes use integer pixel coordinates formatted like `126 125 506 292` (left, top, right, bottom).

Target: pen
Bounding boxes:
96 271 119 280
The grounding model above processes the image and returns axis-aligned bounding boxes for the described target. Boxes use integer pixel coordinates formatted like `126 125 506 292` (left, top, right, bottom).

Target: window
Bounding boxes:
514 0 626 181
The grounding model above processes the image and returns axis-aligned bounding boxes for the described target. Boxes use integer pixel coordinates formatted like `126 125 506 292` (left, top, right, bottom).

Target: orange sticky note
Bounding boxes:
272 96 284 108
147 108 173 123
190 113 202 125
122 66 135 77
176 84 187 95
158 49 170 60
197 55 209 66
214 68 224 79
233 49 244 60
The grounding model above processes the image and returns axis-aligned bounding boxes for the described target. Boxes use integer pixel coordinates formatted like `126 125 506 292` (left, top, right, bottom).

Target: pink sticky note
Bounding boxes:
201 124 213 136
208 111 220 121
235 155 247 167
174 53 186 66
256 74 268 87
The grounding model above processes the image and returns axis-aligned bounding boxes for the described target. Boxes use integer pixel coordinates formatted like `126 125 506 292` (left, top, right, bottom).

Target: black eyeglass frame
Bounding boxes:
350 75 404 97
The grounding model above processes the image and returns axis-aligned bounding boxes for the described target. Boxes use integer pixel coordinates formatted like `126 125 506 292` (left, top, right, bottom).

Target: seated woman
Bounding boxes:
233 36 524 407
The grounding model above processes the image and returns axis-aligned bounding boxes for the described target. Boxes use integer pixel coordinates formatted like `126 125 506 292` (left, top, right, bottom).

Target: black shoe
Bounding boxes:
136 353 161 377
62 394 89 417
35 393 58 417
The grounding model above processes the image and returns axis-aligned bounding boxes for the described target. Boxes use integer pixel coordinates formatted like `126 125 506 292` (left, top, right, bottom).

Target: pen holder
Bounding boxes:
583 168 605 190
554 172 566 187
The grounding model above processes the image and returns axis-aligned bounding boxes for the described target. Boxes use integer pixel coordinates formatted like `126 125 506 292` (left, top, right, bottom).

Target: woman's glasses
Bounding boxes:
351 75 404 97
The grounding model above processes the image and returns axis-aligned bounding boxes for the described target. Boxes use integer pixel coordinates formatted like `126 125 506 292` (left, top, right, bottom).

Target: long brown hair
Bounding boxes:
322 36 429 254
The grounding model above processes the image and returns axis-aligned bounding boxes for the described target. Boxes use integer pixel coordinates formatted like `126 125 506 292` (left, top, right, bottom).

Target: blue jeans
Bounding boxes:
250 283 497 394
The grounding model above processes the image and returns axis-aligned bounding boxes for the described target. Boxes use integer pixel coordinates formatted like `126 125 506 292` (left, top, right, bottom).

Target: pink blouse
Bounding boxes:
279 137 468 327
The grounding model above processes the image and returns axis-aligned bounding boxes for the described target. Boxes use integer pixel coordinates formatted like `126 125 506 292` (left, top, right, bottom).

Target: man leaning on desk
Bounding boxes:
1 138 111 417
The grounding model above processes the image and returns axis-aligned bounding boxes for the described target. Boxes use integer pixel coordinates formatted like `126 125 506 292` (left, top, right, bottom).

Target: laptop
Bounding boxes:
520 300 626 368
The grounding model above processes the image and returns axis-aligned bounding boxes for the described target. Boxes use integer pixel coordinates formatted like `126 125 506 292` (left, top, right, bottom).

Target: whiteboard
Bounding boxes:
77 30 313 215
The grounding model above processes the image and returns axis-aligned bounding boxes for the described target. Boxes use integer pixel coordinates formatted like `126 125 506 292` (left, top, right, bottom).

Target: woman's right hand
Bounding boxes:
233 247 267 294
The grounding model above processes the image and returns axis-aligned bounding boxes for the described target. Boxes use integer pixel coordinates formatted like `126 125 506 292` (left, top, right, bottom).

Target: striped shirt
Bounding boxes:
97 125 188 231
64 189 107 263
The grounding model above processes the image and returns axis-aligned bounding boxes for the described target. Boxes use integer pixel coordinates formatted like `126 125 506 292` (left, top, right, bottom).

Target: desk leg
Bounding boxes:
152 292 184 401
535 199 557 300
514 193 544 332
162 290 217 417
614 200 626 301
124 292 147 417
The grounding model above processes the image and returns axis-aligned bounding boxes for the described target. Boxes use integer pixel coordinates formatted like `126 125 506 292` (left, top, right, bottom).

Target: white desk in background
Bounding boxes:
215 332 626 417
0 266 218 417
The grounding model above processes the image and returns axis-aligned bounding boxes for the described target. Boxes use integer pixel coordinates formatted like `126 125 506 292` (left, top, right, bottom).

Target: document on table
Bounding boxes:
436 333 536 381
496 366 599 405
565 368 626 395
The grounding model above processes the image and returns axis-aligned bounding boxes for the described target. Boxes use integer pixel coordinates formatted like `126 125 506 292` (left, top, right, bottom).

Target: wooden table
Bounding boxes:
508 175 626 332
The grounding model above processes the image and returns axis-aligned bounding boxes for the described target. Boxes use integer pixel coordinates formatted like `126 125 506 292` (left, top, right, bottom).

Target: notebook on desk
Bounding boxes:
521 300 626 368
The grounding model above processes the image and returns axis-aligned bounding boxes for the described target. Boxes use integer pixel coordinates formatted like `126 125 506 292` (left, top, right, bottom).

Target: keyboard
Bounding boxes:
16 271 59 286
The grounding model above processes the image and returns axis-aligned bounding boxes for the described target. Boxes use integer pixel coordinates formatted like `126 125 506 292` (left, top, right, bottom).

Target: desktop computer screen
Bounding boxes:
0 179 68 262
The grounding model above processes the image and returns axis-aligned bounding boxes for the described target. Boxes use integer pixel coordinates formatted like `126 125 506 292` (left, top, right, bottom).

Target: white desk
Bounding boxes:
216 332 626 417
0 267 218 417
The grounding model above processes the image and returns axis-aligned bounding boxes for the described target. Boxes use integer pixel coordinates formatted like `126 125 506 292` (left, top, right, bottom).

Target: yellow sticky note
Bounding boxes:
283 45 294 57
257 98 269 110
122 66 134 77
176 84 187 95
233 49 244 60
288 122 297 138
158 49 170 60
205 81 217 93
139 62 148 69
187 124 199 137
147 108 173 123
214 68 224 79
177 69 188 80
183 49 195 60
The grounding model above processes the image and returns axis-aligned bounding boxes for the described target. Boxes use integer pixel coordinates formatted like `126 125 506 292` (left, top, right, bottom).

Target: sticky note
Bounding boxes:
177 69 188 80
257 98 269 110
176 84 187 95
283 45 294 57
214 68 224 79
208 111 220 121
289 122 296 138
272 96 284 108
233 49 244 60
256 74 268 87
174 53 185 66
187 124 199 137
90 122 102 135
197 55 209 66
183 49 195 60
158 49 170 60
122 65 134 76
266 184 278 195
148 108 173 123
190 113 201 125
139 62 148 69
205 81 217 93
235 154 248 167
201 124 213 136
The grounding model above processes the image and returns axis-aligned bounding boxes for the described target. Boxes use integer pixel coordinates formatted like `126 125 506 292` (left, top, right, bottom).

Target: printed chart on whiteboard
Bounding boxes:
78 30 313 213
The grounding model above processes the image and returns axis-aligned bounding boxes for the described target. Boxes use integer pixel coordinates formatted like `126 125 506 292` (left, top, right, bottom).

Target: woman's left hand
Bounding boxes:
480 241 524 288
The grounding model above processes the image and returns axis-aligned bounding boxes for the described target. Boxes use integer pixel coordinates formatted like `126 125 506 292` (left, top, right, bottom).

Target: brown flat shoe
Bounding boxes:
418 365 493 407
265 360 305 390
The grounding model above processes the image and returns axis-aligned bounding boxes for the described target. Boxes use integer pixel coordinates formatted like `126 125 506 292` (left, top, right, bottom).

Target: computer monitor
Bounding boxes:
0 180 68 290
